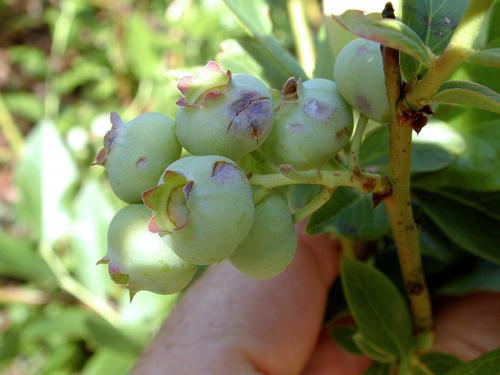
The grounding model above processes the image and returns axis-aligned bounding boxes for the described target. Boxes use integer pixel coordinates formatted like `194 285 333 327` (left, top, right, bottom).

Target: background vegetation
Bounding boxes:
0 0 499 374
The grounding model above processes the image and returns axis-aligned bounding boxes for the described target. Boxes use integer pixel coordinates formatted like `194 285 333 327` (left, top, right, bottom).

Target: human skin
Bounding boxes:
132 229 500 375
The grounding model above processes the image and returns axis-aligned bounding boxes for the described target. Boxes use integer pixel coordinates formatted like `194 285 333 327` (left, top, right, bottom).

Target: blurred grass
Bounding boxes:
0 0 295 373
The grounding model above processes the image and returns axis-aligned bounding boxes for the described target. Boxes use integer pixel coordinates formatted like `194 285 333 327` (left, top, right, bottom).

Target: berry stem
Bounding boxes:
39 242 120 325
381 3 432 334
249 168 391 194
292 187 335 223
349 113 369 171
405 0 494 109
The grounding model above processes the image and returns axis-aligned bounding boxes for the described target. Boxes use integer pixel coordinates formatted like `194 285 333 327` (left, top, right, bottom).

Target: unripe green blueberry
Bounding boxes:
143 155 255 265
95 112 181 203
333 38 390 123
230 192 297 279
175 61 274 160
262 78 353 170
99 204 196 297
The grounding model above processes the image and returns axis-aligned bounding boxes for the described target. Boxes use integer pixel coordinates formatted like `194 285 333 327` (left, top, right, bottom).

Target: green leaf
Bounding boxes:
432 81 500 114
0 231 54 283
125 14 162 79
332 10 434 67
15 120 78 244
414 119 500 191
71 179 114 297
363 363 393 375
306 187 390 241
81 349 135 375
222 0 306 85
401 0 468 80
329 324 362 355
467 48 500 68
22 307 91 346
360 126 455 174
447 348 500 375
436 261 500 295
3 92 44 123
341 258 413 358
85 316 143 355
418 352 464 374
414 189 500 264
353 332 397 362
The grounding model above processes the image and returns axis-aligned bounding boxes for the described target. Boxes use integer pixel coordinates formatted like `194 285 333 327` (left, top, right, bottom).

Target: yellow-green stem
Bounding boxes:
293 187 335 223
382 3 432 334
249 169 391 195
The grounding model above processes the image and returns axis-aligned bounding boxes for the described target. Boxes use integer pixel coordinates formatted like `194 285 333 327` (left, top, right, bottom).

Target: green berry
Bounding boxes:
262 78 353 170
99 204 196 297
230 192 297 279
143 155 255 265
333 38 390 123
175 61 274 160
95 112 181 203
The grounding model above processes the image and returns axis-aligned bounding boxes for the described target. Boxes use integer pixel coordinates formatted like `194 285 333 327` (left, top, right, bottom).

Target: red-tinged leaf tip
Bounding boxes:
93 148 108 166
148 216 162 233
177 76 194 95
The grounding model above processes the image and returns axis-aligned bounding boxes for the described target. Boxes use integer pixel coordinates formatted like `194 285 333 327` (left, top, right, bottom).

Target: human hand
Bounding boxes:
132 230 500 375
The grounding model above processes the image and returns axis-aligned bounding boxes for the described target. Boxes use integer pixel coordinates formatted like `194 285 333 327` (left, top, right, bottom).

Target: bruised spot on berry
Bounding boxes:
303 99 335 121
136 157 148 169
211 161 240 183
355 45 371 55
228 93 273 144
355 95 372 116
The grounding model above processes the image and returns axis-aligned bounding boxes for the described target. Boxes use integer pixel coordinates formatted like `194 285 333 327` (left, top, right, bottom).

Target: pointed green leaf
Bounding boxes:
418 352 464 374
341 258 412 358
401 0 468 80
432 81 500 114
467 48 500 68
447 348 500 375
332 10 434 67
414 119 500 191
71 179 114 297
414 189 500 264
329 325 362 355
15 120 78 244
353 332 397 362
436 261 500 296
360 125 455 174
306 187 390 241
221 0 306 85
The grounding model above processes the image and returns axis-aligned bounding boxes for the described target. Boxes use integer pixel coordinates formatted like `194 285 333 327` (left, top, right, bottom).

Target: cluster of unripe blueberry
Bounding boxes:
96 38 389 298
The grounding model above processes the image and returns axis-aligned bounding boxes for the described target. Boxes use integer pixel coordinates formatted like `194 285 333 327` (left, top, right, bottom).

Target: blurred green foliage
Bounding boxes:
0 0 499 373
0 0 295 373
